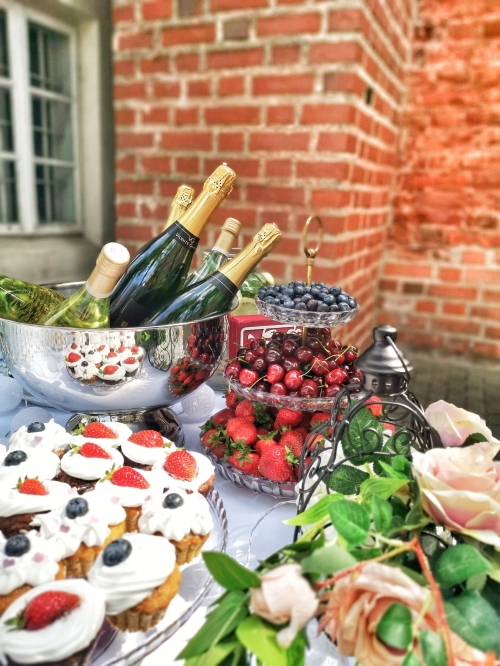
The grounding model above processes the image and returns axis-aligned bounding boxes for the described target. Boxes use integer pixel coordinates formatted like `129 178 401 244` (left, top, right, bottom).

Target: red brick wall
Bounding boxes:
112 0 412 350
379 0 500 358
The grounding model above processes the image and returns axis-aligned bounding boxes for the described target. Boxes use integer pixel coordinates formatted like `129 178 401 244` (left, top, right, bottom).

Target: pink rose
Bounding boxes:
320 562 484 666
413 442 500 547
425 400 496 447
249 563 318 647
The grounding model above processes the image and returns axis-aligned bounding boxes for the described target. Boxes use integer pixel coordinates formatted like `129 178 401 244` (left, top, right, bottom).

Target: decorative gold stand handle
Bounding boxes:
300 216 323 343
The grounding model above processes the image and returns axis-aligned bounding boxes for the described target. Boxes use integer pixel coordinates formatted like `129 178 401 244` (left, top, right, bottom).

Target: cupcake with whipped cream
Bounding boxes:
9 420 74 458
0 448 60 485
119 430 175 471
34 491 126 578
102 350 121 365
82 348 102 367
0 579 105 666
0 478 71 538
65 352 83 371
128 344 145 361
56 442 123 494
87 533 180 632
152 450 215 496
65 341 81 356
121 355 141 377
139 488 213 565
98 364 126 382
96 342 110 357
71 421 132 450
72 360 98 384
0 531 66 615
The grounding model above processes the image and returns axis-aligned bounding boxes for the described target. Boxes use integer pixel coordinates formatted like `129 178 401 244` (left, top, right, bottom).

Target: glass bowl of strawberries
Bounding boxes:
199 391 334 499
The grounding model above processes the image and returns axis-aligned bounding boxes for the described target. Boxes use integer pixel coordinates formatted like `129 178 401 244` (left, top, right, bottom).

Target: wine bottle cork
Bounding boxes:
213 217 241 255
86 243 130 298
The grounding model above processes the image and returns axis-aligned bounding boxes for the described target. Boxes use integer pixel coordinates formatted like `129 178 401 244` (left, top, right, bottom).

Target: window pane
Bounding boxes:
0 87 13 152
0 160 18 223
32 97 72 161
36 164 75 224
29 23 70 95
0 10 9 78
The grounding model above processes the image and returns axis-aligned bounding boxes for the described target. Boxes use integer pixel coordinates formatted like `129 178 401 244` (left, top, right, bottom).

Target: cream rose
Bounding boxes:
320 562 484 666
413 443 500 548
249 563 319 647
425 400 497 448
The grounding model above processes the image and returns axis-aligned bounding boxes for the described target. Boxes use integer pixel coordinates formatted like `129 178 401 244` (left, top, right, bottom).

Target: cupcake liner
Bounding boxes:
107 607 166 632
124 506 142 532
170 532 210 566
64 521 125 578
198 474 215 496
0 562 66 615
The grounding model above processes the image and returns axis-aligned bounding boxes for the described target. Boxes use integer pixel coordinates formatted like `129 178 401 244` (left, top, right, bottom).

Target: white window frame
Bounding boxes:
0 0 82 234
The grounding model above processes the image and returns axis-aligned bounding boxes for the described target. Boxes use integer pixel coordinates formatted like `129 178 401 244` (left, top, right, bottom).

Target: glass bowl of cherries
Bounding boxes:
224 328 363 412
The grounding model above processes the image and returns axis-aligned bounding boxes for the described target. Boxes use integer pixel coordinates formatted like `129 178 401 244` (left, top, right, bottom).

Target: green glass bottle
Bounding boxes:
0 276 64 324
39 243 130 328
143 223 282 326
109 164 237 328
183 217 241 288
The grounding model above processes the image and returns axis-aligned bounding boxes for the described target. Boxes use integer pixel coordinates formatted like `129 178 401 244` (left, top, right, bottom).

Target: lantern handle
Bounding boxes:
301 215 323 286
385 335 411 384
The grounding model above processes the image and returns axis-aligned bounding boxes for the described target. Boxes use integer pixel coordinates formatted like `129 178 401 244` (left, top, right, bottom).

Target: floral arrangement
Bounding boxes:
179 400 500 666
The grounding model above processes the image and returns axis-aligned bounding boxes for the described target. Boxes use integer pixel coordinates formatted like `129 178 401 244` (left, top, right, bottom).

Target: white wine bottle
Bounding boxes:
0 276 64 324
39 243 130 328
163 184 195 230
183 217 241 288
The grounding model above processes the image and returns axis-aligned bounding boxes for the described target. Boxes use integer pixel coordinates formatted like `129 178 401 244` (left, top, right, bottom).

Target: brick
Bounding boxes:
485 327 500 340
207 48 264 69
250 132 309 151
178 0 201 17
483 290 500 303
116 132 154 149
161 131 212 150
211 0 267 8
309 41 363 64
317 132 357 152
466 268 500 283
153 81 181 98
116 202 136 217
218 132 244 151
253 74 314 95
188 79 211 97
140 202 169 220
117 225 154 241
142 1 172 20
328 8 363 31
403 283 423 294
116 180 155 195
416 300 436 313
323 71 365 95
116 155 135 172
265 159 292 177
204 158 259 177
115 109 135 125
301 104 356 124
114 82 146 100
438 267 462 282
471 306 500 321
257 13 321 37
271 45 300 64
141 108 169 123
443 303 466 316
175 157 199 174
114 60 134 77
162 23 214 46
428 285 478 300
473 343 500 358
297 161 348 180
384 263 433 278
113 5 135 22
219 76 245 96
223 18 251 41
140 56 170 74
462 250 486 265
267 105 294 124
205 105 260 125
311 189 351 208
118 32 153 50
484 19 500 38
175 107 198 124
175 53 199 71
248 185 304 205
435 318 480 335
142 156 171 173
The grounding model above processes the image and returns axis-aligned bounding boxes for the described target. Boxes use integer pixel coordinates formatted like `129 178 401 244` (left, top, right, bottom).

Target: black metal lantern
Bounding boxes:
295 325 440 520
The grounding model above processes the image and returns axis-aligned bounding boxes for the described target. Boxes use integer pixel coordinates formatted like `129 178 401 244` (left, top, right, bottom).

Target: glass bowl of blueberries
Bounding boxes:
256 281 359 327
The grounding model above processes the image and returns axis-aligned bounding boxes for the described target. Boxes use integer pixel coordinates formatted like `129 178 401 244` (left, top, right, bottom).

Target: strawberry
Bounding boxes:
83 423 118 439
274 408 303 430
235 400 272 428
101 365 120 375
98 344 107 352
225 389 243 410
366 396 383 417
128 430 164 448
117 345 127 354
228 451 261 476
107 351 119 359
226 418 258 447
311 412 330 429
108 466 150 489
131 345 140 353
259 445 293 482
75 443 111 459
69 343 78 350
123 357 136 365
164 450 197 480
201 429 228 457
17 478 47 495
67 352 82 363
255 435 279 457
213 408 236 427
234 400 255 420
383 422 396 434
280 428 307 459
22 591 80 631
256 427 269 436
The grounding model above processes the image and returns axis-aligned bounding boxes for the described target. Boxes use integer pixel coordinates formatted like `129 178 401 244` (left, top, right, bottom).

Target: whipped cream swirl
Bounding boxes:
120 437 175 466
0 480 71 518
152 451 215 493
0 530 61 595
138 488 213 541
9 419 74 454
0 449 60 484
60 445 123 481
93 469 160 507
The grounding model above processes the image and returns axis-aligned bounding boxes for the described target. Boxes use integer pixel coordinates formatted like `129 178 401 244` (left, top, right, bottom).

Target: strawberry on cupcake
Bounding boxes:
119 430 176 471
152 450 215 496
98 364 126 382
102 350 121 365
72 360 98 384
72 421 133 449
65 352 83 371
56 442 123 494
122 356 141 376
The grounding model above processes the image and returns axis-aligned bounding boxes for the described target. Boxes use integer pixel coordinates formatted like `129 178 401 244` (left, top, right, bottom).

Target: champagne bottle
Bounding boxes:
163 184 195 230
183 217 241 288
39 243 130 328
109 164 237 328
0 276 64 324
143 223 281 326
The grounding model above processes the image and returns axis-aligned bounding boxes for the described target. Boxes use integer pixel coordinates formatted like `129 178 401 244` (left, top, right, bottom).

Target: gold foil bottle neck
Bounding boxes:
250 223 281 257
203 163 237 201
174 184 195 209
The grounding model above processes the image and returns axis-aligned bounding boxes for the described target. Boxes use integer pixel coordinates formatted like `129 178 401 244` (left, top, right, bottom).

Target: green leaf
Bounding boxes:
328 465 369 495
420 630 447 666
371 495 393 533
341 407 384 465
178 591 248 659
384 429 411 455
445 592 500 656
184 641 240 666
286 494 344 527
301 544 357 574
402 652 421 666
328 499 370 546
286 629 306 666
376 602 413 650
377 460 408 479
236 615 287 666
203 552 261 591
435 544 492 589
404 501 432 530
392 454 413 478
349 546 382 561
360 477 408 503
462 432 488 447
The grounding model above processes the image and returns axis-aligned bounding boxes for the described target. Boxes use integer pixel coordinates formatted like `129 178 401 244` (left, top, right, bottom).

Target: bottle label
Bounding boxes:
172 221 199 251
114 299 150 328
212 272 238 299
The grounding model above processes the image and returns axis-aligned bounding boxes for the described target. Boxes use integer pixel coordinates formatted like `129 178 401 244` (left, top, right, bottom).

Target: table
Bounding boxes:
0 391 297 666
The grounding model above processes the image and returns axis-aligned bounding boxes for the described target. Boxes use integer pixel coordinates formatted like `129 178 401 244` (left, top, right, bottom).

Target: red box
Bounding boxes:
227 314 301 360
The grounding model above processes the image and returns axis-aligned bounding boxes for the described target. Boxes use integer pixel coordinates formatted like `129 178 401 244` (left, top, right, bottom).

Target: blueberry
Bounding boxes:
294 280 304 286
310 287 321 299
279 295 288 303
322 294 335 306
301 293 312 303
264 296 275 304
307 299 318 311
329 304 340 312
81 361 89 367
163 492 184 509
283 288 294 298
283 300 295 309
336 294 348 304
295 302 307 311
338 303 350 311
294 285 305 296
5 534 30 557
316 292 325 301
304 285 312 293
318 282 326 288
4 450 27 467
348 298 357 308
271 298 280 305
293 297 302 303
317 302 329 312
329 286 341 296
65 497 89 519
27 422 45 434
103 538 132 567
